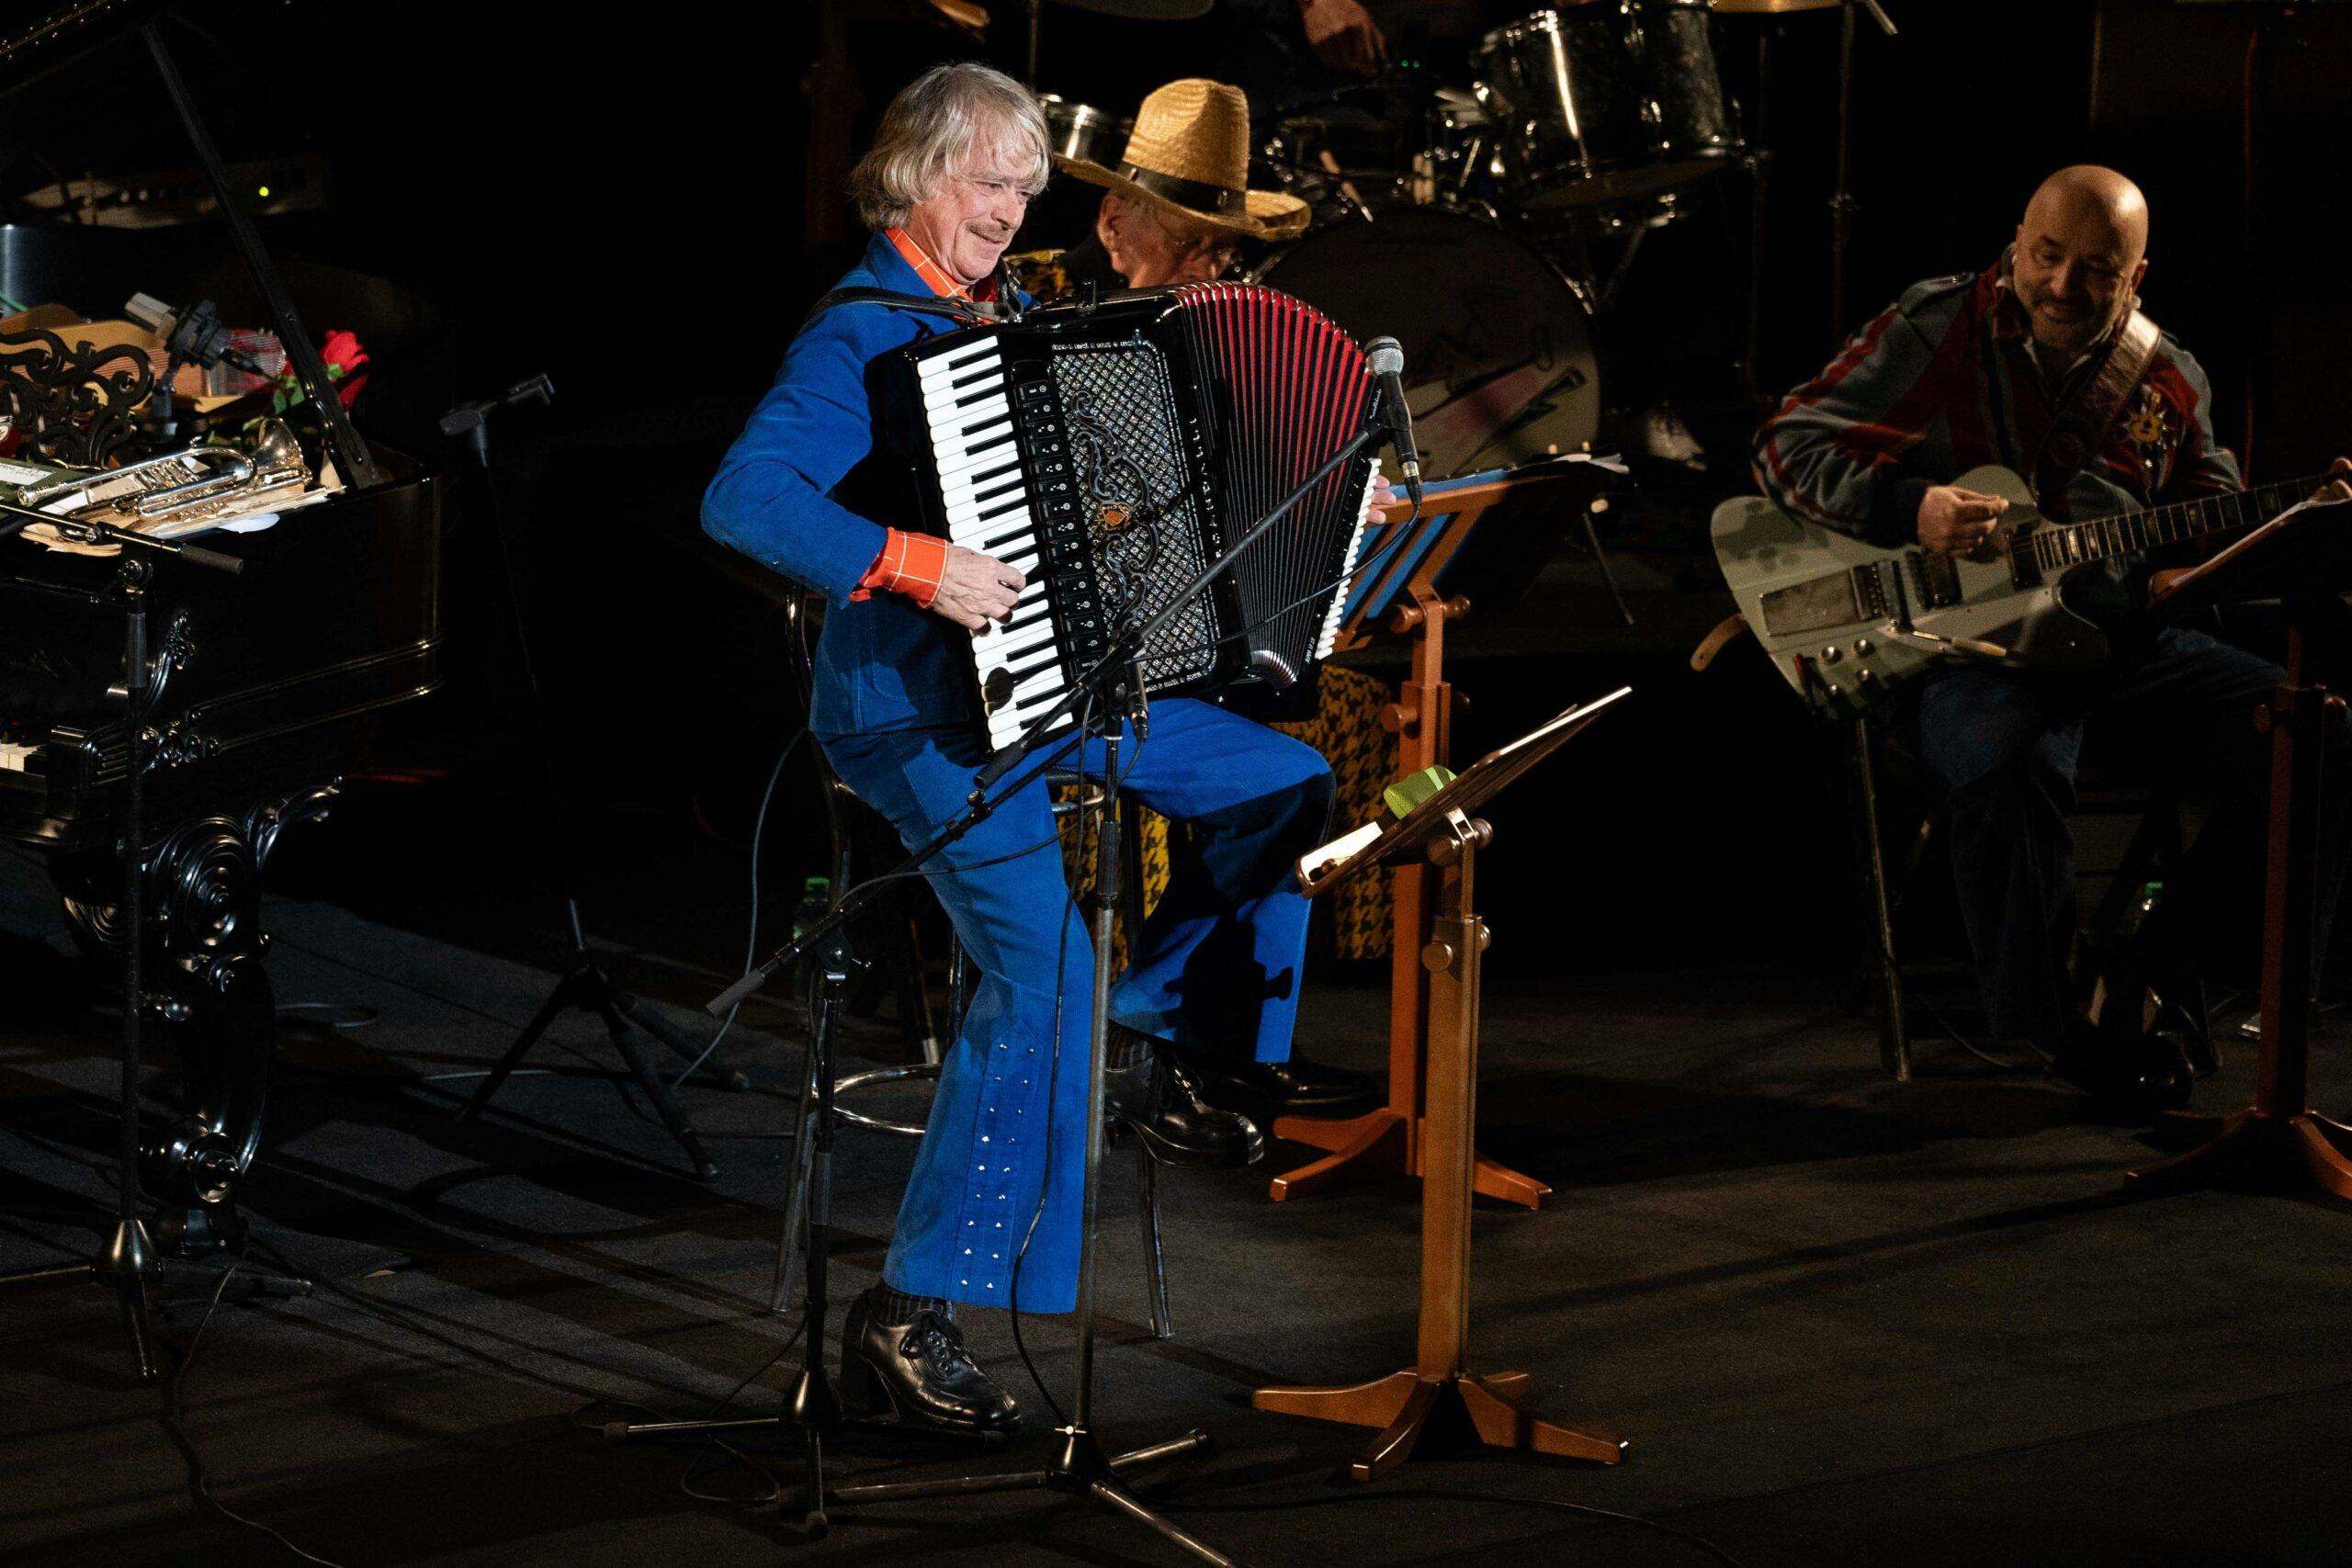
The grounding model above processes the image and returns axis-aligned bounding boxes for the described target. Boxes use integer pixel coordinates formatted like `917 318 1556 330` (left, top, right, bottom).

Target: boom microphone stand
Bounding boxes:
700 389 1393 1562
445 378 747 1182
0 507 309 1380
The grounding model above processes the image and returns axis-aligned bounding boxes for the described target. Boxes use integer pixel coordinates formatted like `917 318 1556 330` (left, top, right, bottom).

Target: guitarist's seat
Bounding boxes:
1841 707 2199 1080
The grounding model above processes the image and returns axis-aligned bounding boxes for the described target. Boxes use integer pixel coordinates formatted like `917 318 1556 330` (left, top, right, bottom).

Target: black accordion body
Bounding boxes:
888 282 1379 753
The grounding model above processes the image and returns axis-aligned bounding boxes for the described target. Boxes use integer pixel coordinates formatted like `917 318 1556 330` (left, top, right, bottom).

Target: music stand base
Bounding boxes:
2127 1107 2352 1200
1268 1108 1553 1208
830 1426 1230 1564
1254 1368 1624 1482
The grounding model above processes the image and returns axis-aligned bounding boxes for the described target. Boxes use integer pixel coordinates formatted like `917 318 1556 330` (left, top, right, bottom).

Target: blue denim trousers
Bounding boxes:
1905 625 2352 1051
820 697 1334 1313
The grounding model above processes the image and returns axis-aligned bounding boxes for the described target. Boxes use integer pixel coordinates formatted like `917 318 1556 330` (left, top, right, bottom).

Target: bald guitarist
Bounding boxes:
1755 164 2352 1110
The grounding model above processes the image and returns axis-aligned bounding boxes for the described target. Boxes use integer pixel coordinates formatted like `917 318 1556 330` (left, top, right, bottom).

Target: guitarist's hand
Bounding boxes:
2311 457 2352 505
1917 485 2009 557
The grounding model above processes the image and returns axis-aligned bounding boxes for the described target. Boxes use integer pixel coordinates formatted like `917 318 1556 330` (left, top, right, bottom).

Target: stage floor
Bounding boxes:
5 852 2350 1568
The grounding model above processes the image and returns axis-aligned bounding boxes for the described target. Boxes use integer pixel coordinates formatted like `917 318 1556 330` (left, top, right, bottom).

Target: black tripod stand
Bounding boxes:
443 378 745 1182
692 399 1393 1562
606 904 1009 1536
0 513 310 1379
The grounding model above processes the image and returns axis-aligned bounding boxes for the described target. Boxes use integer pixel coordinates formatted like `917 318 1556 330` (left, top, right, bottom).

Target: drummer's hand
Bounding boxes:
930 545 1025 631
1917 484 2007 557
1300 0 1386 76
2309 457 2352 505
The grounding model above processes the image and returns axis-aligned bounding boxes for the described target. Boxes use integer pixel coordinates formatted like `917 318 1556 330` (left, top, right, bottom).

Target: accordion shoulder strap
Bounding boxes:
800 287 1012 332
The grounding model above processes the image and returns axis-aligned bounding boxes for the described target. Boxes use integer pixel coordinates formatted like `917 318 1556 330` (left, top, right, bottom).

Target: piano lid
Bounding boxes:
0 1 168 102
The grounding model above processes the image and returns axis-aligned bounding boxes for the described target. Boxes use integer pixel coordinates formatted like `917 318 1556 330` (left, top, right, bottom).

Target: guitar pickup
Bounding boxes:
1758 560 1894 637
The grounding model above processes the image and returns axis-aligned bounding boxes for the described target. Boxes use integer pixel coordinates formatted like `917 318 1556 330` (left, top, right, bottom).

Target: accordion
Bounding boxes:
888 283 1379 753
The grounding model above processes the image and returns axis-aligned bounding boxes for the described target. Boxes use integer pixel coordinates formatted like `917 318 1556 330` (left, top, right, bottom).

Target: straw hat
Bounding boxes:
1053 79 1309 241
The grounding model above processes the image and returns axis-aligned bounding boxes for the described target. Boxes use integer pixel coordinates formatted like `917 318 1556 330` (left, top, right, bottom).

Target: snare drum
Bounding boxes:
1475 2 1740 211
1251 206 1601 478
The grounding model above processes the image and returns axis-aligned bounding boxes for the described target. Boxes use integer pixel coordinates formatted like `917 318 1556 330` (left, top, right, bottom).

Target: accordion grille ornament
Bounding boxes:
893 282 1378 754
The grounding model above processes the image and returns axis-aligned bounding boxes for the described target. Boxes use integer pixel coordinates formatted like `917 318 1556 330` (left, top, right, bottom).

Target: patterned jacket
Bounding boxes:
1753 255 2240 548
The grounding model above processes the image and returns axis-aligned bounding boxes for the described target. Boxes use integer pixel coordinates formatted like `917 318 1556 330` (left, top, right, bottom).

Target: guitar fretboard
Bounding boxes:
2028 474 2328 572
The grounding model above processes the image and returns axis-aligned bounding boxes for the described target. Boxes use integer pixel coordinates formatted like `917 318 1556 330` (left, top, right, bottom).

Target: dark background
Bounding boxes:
6 0 2346 996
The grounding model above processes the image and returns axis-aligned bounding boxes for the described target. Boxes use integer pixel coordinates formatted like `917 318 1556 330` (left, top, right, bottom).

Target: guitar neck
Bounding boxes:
2032 473 2328 572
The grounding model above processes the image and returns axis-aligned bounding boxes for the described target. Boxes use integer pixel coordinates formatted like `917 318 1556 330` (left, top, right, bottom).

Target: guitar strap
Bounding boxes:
2030 308 2161 513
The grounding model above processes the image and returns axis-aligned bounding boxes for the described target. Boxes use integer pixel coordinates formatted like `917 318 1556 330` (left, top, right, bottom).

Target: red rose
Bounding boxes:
318 328 369 377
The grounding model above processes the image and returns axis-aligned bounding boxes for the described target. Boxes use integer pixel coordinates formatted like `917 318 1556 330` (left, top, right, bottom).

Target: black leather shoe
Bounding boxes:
1104 1028 1264 1168
1176 1050 1379 1116
839 1291 1020 1438
2051 1032 2195 1116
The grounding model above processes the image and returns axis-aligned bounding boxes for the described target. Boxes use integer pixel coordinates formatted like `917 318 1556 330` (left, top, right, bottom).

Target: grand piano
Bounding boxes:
0 1 443 1254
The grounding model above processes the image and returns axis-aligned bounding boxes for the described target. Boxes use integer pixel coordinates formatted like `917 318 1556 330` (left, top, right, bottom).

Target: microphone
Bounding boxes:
1363 336 1422 513
439 372 556 438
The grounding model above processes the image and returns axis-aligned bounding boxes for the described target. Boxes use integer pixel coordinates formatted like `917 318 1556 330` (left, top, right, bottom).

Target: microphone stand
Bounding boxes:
0 505 311 1381
700 387 1393 1560
446 378 750 1182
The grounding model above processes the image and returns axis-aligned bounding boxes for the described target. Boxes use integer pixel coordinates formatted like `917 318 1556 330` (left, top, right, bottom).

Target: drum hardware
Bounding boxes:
1021 0 1213 86
1473 2 1743 215
1704 0 1889 390
1038 94 1132 166
1249 203 1602 479
1829 0 1898 345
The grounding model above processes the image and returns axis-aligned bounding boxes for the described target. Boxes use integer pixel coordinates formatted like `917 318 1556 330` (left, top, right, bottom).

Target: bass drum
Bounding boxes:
1250 207 1601 478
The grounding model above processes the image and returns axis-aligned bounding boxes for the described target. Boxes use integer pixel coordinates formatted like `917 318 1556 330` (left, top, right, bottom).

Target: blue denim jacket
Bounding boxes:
704 232 1029 736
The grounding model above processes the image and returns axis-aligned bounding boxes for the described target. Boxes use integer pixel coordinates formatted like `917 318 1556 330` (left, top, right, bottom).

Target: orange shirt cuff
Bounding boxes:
852 527 949 607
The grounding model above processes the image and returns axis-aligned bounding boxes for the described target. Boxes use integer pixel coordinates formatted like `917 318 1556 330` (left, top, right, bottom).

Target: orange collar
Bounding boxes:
886 226 996 302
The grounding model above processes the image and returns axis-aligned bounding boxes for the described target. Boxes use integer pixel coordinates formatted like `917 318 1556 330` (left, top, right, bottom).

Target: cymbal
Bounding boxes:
1710 0 1841 13
1048 0 1213 17
926 0 989 30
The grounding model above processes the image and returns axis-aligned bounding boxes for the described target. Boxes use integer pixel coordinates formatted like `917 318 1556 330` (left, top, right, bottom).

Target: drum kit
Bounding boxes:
1025 0 1896 479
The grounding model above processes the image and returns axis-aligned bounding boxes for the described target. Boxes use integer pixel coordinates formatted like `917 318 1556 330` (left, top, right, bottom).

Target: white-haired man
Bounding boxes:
704 62 1362 1438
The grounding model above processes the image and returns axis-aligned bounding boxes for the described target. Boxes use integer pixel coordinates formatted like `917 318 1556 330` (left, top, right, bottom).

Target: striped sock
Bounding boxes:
870 1281 950 1325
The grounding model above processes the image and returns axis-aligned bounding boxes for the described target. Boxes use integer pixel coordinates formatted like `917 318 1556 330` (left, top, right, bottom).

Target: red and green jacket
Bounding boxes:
1752 255 2241 547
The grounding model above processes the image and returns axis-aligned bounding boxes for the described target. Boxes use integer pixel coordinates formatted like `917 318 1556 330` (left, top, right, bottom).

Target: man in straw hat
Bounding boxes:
1016 78 1310 300
1018 77 1406 1014
705 62 1385 1439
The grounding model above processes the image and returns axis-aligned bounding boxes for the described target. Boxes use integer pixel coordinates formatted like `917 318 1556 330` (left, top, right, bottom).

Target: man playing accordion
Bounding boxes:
704 62 1374 1438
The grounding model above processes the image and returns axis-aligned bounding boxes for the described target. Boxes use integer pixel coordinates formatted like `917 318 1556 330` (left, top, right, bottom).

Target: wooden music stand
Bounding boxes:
1256 691 1633 1479
1272 460 1609 1207
2128 496 2352 1198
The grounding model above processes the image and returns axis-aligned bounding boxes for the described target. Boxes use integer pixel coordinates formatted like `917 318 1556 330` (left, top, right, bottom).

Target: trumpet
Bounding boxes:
18 419 311 525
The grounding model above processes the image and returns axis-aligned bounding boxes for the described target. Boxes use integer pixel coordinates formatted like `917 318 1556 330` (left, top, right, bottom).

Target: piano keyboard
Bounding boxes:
914 335 1111 753
0 740 41 776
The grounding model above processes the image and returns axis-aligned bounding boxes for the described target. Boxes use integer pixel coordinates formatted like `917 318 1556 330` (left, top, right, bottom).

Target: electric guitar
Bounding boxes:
1712 464 2332 713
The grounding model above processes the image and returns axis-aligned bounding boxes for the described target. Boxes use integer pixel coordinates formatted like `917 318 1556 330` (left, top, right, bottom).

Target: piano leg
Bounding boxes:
50 812 306 1259
1 802 315 1365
